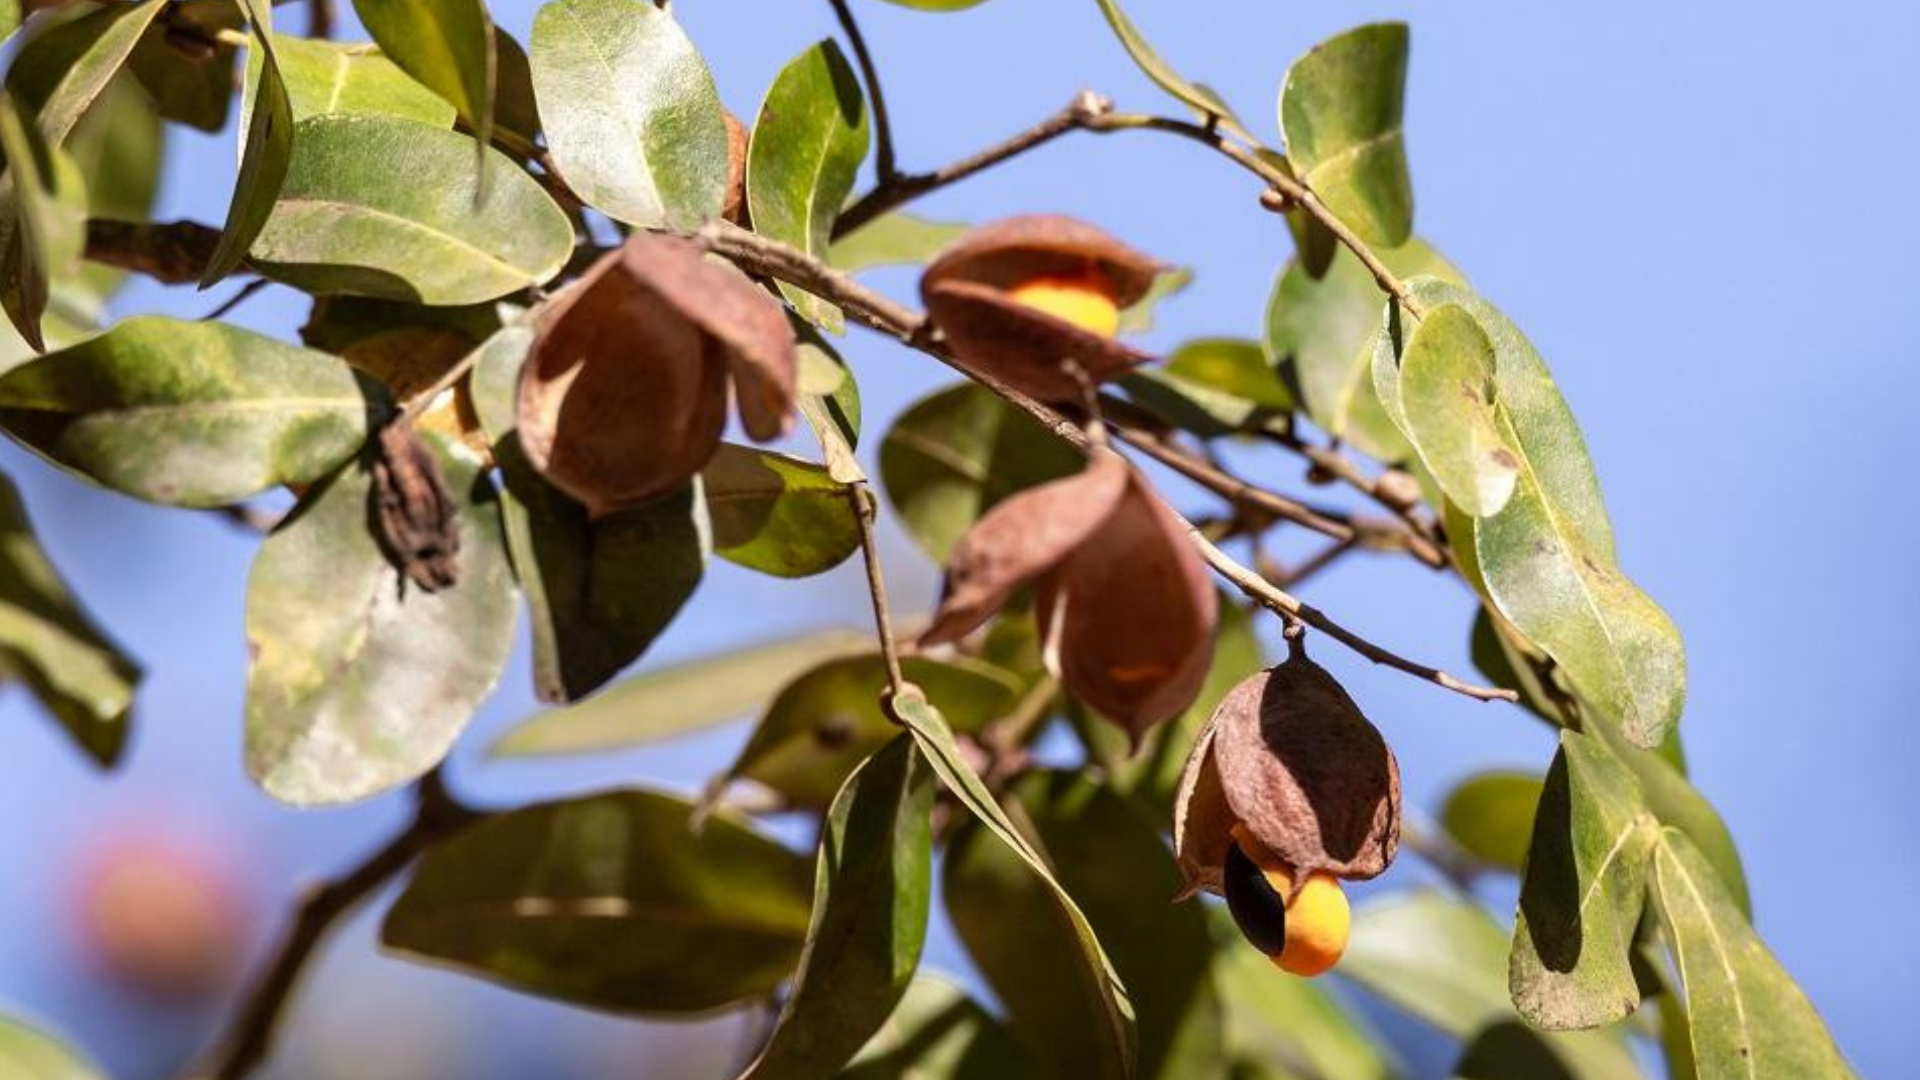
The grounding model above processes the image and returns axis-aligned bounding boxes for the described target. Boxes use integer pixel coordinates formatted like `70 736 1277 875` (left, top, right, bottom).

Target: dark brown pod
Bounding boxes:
517 234 796 516
722 111 750 225
1174 648 1401 895
921 449 1217 740
920 215 1164 402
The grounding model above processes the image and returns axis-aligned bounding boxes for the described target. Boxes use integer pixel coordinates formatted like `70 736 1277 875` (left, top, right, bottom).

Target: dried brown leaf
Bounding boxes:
920 449 1131 646
922 215 1164 303
925 280 1157 402
371 419 461 591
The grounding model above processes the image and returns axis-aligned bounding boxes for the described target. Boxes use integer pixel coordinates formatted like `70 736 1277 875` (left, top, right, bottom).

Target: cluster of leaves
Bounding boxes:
0 2 1856 1080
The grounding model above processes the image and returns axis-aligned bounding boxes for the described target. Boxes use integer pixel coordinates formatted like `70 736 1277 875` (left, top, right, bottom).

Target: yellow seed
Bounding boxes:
1006 272 1121 338
1274 872 1349 977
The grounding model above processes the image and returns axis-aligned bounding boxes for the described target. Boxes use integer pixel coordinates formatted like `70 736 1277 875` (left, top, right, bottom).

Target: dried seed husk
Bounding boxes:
920 215 1164 402
1174 654 1400 893
920 449 1131 646
371 419 461 591
722 111 749 224
1039 473 1216 742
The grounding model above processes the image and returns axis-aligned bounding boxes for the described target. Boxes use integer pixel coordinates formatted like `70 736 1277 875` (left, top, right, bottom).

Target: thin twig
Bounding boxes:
198 279 270 321
847 482 907 699
826 0 898 182
198 771 482 1080
833 91 1114 239
1275 536 1358 589
307 0 334 39
212 503 284 534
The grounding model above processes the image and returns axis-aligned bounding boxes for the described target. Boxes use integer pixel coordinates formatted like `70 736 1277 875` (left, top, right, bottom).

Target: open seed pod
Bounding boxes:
1174 646 1401 896
921 215 1164 402
921 447 1216 741
517 233 796 516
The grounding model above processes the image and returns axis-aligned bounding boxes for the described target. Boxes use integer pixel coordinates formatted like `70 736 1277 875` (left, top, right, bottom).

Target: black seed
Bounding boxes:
1223 841 1288 956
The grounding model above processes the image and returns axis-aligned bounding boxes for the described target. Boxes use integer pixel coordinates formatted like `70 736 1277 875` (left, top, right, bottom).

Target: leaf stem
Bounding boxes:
825 0 898 183
847 482 907 700
195 771 482 1080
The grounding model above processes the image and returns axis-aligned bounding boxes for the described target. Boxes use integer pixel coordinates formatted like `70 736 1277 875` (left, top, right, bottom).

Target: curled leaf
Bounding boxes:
921 215 1162 401
1175 650 1400 894
517 234 795 516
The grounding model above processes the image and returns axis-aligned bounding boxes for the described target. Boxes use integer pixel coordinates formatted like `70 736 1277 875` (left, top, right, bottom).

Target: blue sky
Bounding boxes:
1 2 1912 1077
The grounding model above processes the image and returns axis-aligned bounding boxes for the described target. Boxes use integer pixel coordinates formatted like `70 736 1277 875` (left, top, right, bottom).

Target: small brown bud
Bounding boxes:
371 419 461 592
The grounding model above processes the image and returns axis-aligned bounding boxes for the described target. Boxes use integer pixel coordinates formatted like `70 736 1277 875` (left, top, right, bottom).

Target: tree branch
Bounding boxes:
847 482 908 699
826 0 898 183
197 771 482 1080
86 218 229 285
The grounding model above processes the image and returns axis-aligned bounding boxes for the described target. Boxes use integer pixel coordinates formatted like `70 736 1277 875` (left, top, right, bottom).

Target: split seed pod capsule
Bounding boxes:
920 215 1164 402
920 448 1217 742
516 233 797 517
1175 645 1400 975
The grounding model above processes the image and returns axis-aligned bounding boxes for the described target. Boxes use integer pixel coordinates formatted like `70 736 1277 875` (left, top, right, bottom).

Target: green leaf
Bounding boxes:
1210 911 1402 1080
839 974 1038 1079
383 788 813 1013
1397 304 1519 516
1381 279 1686 746
66 74 162 303
879 382 1082 561
3 0 163 145
468 324 709 702
1091 0 1252 139
1450 1019 1647 1080
1166 338 1293 412
946 771 1215 1080
488 627 870 759
725 654 1021 809
242 35 458 128
250 114 572 304
1116 267 1193 335
1121 358 1290 442
704 444 861 578
353 0 494 156
0 1014 103 1080
0 315 385 506
748 39 869 331
201 0 290 287
529 0 729 228
243 438 516 805
126 1 240 133
0 94 85 352
1340 891 1642 1077
0 471 139 766
1439 770 1543 874
490 30 541 145
871 0 992 10
743 737 934 1080
890 694 1136 1080
1649 828 1857 1080
1265 237 1459 461
796 326 863 483
1589 714 1748 916
1279 23 1413 247
0 3 18 45
828 211 965 274
1510 730 1658 1030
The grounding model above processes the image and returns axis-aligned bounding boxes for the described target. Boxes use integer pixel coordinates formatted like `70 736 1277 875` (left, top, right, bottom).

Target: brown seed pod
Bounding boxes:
1174 647 1401 895
371 418 461 592
920 215 1164 402
921 448 1217 741
722 111 750 225
517 233 796 516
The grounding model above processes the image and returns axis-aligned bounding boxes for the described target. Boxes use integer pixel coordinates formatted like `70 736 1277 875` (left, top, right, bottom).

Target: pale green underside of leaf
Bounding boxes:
529 0 729 228
1279 22 1413 248
748 39 870 332
1510 730 1657 1030
1650 829 1857 1080
242 34 457 130
243 438 516 805
250 114 572 304
0 1014 103 1080
1267 236 1458 461
827 211 965 274
891 695 1137 1080
1092 0 1254 141
1386 278 1685 747
382 788 813 1014
1398 303 1518 516
0 315 385 506
704 443 861 578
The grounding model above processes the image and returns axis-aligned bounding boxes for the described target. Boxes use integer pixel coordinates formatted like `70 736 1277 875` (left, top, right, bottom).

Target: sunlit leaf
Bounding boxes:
725 654 1021 809
1439 769 1542 874
1398 303 1518 516
244 437 515 805
3 0 163 145
749 39 869 330
488 628 870 759
796 325 863 482
0 472 139 766
0 1014 103 1080
353 0 494 159
1265 237 1459 461
840 974 1037 1080
828 211 965 274
891 694 1136 1080
529 0 728 228
383 788 812 1013
201 0 290 287
468 324 709 702
1122 341 1292 440
879 382 1081 561
1092 0 1252 139
0 316 385 506
946 770 1216 1080
1650 829 1858 1080
704 443 861 578
241 35 457 128
1279 23 1413 247
742 737 933 1080
1511 730 1657 1030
